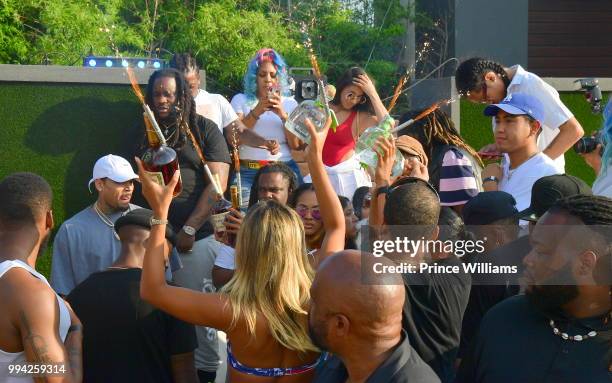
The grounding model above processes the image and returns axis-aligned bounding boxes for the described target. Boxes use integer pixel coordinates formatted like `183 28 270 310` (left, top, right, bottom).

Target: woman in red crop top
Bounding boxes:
305 67 388 199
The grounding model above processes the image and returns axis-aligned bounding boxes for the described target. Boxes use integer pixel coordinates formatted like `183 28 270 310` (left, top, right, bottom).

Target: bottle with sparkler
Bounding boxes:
355 115 405 178
285 33 336 143
124 66 182 197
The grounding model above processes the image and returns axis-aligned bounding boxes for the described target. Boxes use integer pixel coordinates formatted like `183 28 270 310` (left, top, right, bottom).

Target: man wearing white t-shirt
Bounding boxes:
480 93 561 212
456 58 584 172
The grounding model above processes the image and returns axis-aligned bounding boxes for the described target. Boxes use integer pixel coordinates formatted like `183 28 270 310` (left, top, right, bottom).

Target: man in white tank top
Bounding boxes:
0 172 83 382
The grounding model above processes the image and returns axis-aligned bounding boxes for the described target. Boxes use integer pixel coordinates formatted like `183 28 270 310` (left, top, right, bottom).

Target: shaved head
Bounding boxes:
309 250 404 352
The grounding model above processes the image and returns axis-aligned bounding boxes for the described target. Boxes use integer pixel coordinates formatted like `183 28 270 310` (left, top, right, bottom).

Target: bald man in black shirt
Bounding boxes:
310 250 440 383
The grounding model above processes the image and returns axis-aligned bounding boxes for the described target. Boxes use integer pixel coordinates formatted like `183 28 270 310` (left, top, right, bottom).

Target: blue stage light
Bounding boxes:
121 60 129 67
105 60 113 67
153 61 161 69
88 59 97 67
137 61 145 69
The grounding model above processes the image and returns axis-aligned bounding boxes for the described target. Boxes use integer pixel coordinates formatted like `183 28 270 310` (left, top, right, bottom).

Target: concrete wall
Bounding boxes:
0 64 206 87
454 0 528 67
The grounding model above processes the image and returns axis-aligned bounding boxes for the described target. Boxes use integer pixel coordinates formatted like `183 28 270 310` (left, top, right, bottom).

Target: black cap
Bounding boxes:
462 191 518 225
517 174 592 222
114 208 176 246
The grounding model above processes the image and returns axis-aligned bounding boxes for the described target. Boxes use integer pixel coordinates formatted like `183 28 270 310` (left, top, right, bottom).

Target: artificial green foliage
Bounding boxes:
0 82 142 277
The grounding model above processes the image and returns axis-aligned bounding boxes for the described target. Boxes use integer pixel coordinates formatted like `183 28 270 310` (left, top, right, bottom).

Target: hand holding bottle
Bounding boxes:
135 157 180 219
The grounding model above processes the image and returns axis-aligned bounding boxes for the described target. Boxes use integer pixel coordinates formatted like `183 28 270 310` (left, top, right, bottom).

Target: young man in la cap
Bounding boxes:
480 93 561 213
51 154 141 296
67 208 198 383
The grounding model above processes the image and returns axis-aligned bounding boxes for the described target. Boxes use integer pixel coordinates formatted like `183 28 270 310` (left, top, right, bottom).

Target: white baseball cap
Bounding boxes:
88 154 139 192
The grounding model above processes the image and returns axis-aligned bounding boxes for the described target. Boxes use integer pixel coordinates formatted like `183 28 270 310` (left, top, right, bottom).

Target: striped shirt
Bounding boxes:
439 148 479 206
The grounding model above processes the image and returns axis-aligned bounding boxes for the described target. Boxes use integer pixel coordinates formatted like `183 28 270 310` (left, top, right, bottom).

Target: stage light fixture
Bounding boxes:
82 56 168 70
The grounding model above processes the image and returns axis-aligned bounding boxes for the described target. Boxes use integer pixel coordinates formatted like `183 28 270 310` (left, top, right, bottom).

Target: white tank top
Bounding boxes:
0 260 71 383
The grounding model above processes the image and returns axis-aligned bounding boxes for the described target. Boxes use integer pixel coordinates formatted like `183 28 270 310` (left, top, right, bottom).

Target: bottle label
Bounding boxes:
210 212 230 232
144 170 165 187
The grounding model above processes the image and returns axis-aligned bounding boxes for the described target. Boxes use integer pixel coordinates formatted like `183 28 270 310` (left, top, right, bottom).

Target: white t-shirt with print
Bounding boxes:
230 93 297 161
499 153 561 212
494 65 574 173
194 89 238 132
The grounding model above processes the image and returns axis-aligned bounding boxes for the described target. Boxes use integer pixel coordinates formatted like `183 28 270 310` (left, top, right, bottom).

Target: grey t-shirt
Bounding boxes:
172 234 221 372
51 204 140 296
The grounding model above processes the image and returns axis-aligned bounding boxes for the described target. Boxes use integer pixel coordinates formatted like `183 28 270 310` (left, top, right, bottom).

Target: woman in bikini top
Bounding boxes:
138 118 346 382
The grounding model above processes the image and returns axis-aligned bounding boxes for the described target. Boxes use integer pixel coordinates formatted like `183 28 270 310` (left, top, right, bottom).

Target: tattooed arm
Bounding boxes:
14 273 80 382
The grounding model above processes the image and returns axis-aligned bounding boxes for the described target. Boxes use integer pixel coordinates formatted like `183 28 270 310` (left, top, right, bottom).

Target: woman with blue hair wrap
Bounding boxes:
230 48 302 208
586 99 612 197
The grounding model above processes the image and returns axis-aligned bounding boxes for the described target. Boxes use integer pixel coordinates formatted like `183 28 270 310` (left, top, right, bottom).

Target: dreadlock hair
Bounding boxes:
548 194 612 364
331 67 375 114
398 108 483 168
455 57 511 97
248 162 298 208
169 53 200 76
145 68 199 149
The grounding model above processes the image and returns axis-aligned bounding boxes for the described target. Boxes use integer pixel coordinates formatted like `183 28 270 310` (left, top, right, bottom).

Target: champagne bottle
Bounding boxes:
225 185 240 247
141 105 182 197
208 172 232 244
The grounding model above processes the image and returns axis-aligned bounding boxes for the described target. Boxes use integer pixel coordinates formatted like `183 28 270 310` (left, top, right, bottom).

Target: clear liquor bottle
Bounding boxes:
355 115 404 177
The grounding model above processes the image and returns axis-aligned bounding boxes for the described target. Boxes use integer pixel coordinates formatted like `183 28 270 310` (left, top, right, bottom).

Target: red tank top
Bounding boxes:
322 110 358 166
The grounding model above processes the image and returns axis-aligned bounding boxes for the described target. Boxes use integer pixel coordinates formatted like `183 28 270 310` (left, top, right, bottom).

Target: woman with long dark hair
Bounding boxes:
304 67 388 199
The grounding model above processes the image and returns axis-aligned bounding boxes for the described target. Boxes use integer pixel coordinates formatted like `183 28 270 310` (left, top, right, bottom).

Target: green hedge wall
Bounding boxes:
0 82 608 278
0 83 142 276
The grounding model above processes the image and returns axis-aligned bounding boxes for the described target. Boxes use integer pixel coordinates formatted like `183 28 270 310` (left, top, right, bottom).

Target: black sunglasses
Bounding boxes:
387 176 440 202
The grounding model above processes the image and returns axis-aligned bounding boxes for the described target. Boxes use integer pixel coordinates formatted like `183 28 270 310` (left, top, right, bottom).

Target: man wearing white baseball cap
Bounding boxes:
51 154 141 296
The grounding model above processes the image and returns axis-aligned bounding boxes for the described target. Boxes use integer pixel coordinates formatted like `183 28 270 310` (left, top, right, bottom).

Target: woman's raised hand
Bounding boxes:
305 116 332 163
353 74 378 98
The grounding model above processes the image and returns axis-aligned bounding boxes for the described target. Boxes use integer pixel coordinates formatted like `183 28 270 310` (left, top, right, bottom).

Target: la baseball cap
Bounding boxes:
483 93 545 122
88 154 139 192
517 174 592 222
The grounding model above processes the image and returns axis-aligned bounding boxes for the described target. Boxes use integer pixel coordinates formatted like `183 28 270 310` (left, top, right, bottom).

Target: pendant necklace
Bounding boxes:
93 202 128 241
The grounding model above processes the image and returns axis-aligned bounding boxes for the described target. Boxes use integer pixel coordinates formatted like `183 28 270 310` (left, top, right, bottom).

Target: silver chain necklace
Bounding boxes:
93 202 127 241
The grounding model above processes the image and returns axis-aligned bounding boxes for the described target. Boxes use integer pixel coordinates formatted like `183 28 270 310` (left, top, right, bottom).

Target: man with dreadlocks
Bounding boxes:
456 194 612 382
455 57 584 173
170 53 280 155
125 68 231 383
397 108 483 213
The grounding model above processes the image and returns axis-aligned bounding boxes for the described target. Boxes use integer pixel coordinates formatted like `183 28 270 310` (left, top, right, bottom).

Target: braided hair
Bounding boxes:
145 68 199 148
549 194 612 366
398 108 483 168
455 57 511 97
169 53 199 76
248 163 298 208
